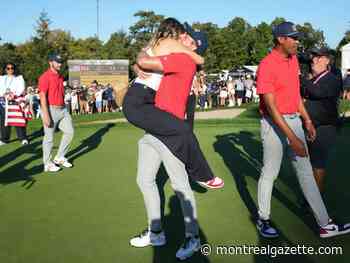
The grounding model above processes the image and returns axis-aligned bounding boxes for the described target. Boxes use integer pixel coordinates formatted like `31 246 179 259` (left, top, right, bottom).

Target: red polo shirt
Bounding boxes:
38 69 65 106
155 53 196 119
257 49 301 115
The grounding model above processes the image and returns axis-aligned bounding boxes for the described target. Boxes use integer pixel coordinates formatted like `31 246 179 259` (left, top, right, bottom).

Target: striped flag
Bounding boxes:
4 97 30 127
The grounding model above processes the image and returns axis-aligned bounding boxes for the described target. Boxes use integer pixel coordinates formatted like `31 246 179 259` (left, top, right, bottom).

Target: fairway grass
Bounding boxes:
0 112 349 263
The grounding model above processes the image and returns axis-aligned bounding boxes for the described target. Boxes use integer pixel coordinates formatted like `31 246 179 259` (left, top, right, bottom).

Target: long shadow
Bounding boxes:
66 123 115 162
213 131 316 235
214 132 322 262
0 141 42 187
152 192 210 263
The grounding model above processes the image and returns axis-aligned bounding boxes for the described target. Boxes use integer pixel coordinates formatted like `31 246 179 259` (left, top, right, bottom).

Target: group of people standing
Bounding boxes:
1 17 350 262
123 18 350 261
64 82 117 115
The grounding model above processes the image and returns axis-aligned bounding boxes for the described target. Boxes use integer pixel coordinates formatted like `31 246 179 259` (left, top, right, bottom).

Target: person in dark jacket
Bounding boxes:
301 47 342 193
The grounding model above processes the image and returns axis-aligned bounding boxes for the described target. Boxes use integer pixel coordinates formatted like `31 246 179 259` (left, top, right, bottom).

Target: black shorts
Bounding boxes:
307 125 337 169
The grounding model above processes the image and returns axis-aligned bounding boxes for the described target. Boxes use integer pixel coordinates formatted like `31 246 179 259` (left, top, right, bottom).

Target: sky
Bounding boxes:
1 0 348 48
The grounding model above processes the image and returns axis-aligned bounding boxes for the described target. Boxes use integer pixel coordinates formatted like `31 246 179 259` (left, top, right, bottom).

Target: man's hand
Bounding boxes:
42 114 52 128
289 137 308 157
304 120 316 142
133 64 151 80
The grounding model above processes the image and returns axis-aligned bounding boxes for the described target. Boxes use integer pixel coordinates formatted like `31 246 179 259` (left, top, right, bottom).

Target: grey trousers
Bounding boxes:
137 134 199 237
42 107 74 166
257 115 329 227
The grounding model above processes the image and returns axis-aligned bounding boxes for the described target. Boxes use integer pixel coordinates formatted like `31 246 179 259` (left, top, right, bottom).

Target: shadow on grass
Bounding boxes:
67 123 115 162
152 192 210 263
0 141 42 187
214 131 323 262
213 131 318 232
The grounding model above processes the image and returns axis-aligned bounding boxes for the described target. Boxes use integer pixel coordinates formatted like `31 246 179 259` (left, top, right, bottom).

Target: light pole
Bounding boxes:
97 0 100 39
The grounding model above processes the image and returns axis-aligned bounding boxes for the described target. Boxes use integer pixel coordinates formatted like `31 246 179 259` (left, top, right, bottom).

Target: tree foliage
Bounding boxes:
0 10 335 85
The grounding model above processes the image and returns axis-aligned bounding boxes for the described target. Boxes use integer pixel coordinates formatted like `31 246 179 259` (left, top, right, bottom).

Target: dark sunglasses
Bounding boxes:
6 67 14 70
287 35 299 41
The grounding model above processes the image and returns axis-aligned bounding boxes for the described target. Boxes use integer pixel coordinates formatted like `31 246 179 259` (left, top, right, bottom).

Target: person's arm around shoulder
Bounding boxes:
136 53 164 72
161 39 204 65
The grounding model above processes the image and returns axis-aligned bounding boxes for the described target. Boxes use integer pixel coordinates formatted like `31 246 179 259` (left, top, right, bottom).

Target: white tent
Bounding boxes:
341 43 350 77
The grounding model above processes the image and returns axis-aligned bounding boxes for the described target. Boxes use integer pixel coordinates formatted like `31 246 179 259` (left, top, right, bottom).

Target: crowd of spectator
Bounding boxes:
192 72 259 110
24 80 120 119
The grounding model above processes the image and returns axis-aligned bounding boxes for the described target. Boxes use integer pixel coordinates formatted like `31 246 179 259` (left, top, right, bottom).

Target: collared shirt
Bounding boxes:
257 49 301 115
155 53 196 120
38 69 65 106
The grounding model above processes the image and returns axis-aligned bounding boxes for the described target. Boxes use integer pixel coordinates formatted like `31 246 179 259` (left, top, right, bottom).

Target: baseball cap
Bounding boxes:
272 21 303 39
309 47 332 57
183 22 208 55
48 53 63 63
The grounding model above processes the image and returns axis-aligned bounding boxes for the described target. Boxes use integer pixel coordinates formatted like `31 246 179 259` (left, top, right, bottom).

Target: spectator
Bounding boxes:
71 90 79 115
219 85 228 107
102 84 110 112
235 77 245 106
227 77 236 107
244 75 254 103
64 88 72 114
0 62 29 145
78 85 88 114
95 86 103 113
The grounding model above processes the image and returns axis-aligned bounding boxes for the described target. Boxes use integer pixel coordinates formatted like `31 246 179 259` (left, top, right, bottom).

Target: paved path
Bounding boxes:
80 108 246 125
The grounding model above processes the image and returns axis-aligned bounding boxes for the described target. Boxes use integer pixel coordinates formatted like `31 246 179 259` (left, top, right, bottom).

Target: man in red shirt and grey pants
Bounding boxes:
256 21 350 239
39 53 74 172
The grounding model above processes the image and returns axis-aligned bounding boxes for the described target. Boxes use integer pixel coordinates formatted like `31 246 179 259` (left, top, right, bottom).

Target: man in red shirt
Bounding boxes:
256 22 350 238
39 53 74 172
129 28 210 260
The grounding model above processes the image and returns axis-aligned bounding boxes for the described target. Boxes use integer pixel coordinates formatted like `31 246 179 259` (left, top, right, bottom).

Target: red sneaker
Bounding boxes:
197 177 224 189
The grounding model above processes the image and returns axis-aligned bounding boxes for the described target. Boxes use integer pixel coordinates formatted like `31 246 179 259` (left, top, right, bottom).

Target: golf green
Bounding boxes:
0 112 349 263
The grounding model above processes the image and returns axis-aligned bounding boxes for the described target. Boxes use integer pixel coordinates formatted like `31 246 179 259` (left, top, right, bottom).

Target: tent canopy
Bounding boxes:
341 43 350 77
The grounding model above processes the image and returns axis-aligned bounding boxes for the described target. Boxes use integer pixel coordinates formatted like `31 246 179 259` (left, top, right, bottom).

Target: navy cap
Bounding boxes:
309 47 332 57
48 53 63 63
183 22 208 55
272 21 303 39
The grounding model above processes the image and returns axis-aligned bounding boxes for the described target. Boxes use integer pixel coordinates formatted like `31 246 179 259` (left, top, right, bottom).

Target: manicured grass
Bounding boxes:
0 110 349 263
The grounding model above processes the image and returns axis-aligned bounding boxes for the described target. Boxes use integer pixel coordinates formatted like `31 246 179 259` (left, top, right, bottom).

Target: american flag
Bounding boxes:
5 96 32 127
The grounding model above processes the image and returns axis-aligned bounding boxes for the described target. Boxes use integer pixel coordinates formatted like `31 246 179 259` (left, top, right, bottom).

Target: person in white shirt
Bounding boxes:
95 87 104 113
0 63 28 145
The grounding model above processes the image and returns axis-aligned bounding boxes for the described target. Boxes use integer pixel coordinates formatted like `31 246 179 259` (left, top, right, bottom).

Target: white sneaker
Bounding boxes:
0 140 7 146
130 229 166 248
44 162 61 172
53 157 73 168
21 139 29 145
176 235 201 261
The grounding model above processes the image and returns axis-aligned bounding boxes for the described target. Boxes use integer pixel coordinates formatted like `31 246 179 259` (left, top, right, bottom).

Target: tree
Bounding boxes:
102 30 130 59
247 22 273 64
297 22 327 51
